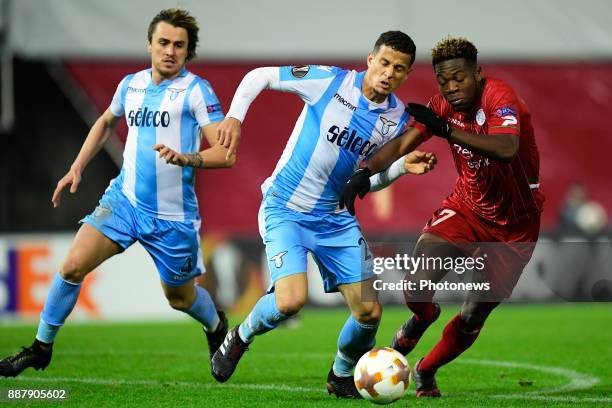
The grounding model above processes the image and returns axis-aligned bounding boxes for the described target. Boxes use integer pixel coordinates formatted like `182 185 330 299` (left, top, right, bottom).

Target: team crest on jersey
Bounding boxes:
475 108 486 126
168 87 186 101
379 117 397 135
291 66 310 78
270 251 288 268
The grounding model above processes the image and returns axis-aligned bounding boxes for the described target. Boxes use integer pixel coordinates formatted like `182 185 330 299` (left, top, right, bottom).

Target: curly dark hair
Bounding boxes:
373 31 416 62
431 36 478 67
147 8 199 61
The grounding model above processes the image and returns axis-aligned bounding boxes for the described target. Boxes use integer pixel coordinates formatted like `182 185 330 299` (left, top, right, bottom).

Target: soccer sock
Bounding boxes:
333 315 379 377
238 293 288 343
418 313 482 373
36 272 82 344
185 285 220 333
407 302 438 323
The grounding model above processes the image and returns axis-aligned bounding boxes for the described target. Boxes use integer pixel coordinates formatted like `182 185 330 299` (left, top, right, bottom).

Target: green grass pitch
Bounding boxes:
1 304 611 407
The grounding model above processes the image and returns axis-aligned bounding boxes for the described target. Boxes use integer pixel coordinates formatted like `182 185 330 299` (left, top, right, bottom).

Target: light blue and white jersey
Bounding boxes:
262 65 409 214
109 68 224 221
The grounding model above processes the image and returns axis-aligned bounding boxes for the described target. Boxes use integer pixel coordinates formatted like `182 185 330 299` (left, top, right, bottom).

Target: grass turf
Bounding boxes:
0 303 611 407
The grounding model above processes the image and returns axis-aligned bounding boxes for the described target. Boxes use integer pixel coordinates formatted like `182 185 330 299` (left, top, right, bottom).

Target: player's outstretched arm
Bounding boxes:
369 151 437 192
218 67 279 159
153 122 236 169
366 127 425 175
51 108 120 208
407 103 519 162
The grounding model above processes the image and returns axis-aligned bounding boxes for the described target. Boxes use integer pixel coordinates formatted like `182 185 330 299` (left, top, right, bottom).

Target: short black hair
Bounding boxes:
148 8 199 61
431 36 478 67
373 31 416 61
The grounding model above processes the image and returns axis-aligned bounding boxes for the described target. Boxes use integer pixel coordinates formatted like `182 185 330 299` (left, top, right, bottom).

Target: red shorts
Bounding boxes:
422 202 541 298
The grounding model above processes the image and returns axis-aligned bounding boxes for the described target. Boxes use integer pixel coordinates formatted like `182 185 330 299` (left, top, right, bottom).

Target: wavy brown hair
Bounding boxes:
147 8 199 61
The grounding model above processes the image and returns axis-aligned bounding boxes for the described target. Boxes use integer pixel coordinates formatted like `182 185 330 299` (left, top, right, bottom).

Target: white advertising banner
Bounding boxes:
0 234 179 321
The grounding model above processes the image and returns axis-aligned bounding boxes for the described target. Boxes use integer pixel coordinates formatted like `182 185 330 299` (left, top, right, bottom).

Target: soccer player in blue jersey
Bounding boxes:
209 31 436 398
0 9 232 377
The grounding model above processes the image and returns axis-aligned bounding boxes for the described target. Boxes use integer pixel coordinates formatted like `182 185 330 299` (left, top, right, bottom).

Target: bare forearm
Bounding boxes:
366 128 423 173
184 153 206 168
72 112 117 172
449 129 518 162
184 145 236 169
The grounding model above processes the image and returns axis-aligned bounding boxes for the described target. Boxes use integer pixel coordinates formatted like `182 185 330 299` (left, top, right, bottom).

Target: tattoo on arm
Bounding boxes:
184 153 205 168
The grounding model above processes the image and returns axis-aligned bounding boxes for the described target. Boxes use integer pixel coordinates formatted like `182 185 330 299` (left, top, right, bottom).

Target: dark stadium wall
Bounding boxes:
60 61 612 235
0 60 118 232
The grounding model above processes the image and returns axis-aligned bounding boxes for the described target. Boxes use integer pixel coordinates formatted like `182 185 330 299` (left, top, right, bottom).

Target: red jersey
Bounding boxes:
421 77 544 226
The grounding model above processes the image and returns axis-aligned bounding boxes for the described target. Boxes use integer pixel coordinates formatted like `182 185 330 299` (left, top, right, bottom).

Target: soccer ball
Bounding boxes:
354 347 410 404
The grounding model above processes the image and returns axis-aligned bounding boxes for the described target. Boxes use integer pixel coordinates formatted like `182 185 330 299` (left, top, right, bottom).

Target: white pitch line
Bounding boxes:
497 394 612 404
0 349 330 358
457 359 612 403
8 376 321 394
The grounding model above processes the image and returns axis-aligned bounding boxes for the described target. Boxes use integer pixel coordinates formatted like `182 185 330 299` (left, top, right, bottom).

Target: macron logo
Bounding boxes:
334 93 357 112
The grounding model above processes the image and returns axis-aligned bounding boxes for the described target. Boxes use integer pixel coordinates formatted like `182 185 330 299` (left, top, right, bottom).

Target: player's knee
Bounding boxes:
60 256 89 283
353 302 382 325
460 303 495 331
275 293 306 316
460 311 484 330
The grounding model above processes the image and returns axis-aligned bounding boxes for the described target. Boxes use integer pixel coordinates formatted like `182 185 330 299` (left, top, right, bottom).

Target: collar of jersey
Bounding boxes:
147 67 188 88
356 71 396 112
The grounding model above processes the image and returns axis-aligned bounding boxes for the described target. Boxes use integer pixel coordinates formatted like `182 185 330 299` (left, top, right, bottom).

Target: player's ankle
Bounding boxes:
33 338 53 351
237 325 252 344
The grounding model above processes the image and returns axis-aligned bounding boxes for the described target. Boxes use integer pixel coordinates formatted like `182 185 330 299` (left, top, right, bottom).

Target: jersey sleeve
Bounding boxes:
484 84 521 136
109 75 131 117
190 79 225 127
276 65 341 105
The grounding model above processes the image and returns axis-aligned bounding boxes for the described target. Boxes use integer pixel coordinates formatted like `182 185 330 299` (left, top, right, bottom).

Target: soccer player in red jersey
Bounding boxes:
340 36 544 397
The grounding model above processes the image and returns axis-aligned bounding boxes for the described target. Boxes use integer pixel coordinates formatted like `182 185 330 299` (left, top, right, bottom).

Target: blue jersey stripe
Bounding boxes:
272 71 348 204
396 111 410 137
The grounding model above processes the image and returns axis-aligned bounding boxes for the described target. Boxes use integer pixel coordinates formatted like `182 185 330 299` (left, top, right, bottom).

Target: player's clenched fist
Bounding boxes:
406 103 452 139
339 168 372 216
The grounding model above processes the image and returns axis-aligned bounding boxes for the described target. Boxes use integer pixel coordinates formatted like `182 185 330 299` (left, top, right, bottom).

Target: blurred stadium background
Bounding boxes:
0 0 611 321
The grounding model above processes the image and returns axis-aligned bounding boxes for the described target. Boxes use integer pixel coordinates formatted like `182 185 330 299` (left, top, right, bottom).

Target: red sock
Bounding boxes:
407 302 437 323
419 313 482 373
